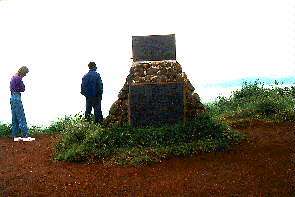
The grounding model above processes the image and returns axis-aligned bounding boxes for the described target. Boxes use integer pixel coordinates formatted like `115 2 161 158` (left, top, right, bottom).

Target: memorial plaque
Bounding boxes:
129 83 184 127
132 34 176 61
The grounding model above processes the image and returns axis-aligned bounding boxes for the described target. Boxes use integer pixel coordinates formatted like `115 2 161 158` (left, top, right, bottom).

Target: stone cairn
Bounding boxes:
104 60 206 127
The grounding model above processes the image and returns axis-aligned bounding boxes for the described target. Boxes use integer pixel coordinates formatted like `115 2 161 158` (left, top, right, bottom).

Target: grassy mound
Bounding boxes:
54 113 245 165
207 80 295 123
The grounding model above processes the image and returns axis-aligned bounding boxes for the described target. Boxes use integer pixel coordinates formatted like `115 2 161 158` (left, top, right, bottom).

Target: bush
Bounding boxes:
232 80 264 101
55 113 245 165
207 80 295 122
42 115 80 134
33 114 89 136
0 123 11 137
0 114 83 138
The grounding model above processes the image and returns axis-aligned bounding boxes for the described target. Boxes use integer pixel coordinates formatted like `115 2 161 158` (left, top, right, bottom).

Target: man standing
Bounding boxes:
81 62 104 124
10 66 35 141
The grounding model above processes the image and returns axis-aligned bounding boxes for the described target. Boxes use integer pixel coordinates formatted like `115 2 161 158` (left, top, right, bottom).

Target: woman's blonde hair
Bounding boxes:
17 66 29 76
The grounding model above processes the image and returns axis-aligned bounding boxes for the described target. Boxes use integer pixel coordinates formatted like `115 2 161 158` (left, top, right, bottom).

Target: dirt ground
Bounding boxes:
0 120 295 197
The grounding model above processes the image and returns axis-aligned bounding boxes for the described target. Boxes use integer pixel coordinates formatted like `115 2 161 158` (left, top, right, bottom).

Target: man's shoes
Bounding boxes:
13 137 22 142
22 137 35 142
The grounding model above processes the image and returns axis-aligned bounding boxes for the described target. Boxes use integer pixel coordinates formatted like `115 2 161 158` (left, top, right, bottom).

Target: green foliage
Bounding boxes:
0 114 81 138
30 115 83 136
207 80 295 122
0 123 11 137
55 116 106 162
44 116 72 133
55 113 245 165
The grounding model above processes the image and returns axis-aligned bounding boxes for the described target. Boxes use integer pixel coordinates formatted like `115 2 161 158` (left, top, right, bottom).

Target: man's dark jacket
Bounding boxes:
81 68 103 97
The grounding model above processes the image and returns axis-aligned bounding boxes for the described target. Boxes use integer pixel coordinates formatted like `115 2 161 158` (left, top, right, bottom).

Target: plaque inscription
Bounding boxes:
132 34 176 61
129 83 184 127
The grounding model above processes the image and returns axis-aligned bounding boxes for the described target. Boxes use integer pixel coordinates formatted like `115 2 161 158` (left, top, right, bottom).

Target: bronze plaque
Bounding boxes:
129 83 184 127
132 34 176 61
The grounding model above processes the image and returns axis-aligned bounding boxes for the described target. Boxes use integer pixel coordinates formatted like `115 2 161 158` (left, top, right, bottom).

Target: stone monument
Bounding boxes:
104 34 205 127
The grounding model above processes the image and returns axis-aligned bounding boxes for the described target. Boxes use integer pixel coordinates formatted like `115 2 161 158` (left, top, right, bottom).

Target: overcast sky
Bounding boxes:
0 0 294 126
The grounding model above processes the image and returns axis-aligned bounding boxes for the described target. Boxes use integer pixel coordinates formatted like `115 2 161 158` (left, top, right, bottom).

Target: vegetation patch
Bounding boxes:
0 123 11 137
207 80 295 124
0 116 70 138
54 113 245 165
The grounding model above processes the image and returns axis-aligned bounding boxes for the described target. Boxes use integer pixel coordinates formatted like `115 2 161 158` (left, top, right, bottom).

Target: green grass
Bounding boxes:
0 115 74 138
207 80 295 123
54 113 245 165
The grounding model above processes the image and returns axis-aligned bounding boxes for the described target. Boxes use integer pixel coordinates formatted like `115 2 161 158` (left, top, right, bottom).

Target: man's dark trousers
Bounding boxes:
85 96 103 124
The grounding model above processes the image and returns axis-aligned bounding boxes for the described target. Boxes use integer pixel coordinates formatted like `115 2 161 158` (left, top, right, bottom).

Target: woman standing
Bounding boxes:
10 66 35 141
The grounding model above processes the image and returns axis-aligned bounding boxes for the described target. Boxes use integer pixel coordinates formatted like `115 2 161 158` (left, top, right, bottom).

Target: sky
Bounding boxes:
0 0 295 126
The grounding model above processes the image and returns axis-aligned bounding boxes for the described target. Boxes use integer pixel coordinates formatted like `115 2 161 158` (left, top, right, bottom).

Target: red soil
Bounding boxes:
0 121 294 196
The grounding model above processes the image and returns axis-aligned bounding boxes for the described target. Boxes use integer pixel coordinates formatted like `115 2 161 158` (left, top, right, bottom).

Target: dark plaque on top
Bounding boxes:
132 34 176 61
129 83 184 127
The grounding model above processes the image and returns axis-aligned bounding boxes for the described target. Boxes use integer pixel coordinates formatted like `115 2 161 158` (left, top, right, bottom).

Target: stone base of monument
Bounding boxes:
104 60 206 127
129 82 185 127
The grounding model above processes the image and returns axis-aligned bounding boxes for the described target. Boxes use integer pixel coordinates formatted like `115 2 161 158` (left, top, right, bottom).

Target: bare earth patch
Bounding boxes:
0 121 294 196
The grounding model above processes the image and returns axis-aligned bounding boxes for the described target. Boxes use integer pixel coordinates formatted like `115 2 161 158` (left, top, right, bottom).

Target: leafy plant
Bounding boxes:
54 113 245 165
207 80 295 122
0 123 11 137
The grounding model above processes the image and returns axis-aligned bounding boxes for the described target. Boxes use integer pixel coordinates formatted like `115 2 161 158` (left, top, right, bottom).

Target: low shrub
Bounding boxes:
55 113 245 165
38 115 81 135
0 123 11 137
29 115 80 137
207 80 295 122
0 115 78 138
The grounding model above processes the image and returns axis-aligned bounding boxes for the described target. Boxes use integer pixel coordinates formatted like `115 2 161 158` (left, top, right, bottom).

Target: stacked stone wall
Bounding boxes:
104 60 206 127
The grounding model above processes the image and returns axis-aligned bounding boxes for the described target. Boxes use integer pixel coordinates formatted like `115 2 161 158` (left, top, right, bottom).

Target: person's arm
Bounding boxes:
14 78 25 92
19 80 25 92
97 74 103 96
81 76 86 96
